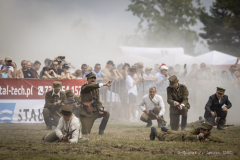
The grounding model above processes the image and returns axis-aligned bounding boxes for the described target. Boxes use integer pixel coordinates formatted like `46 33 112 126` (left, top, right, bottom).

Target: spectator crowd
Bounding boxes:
1 56 240 122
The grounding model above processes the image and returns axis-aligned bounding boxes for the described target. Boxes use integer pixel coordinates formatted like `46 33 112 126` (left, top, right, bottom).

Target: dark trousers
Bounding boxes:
43 108 61 127
170 114 187 131
80 111 110 134
205 110 227 126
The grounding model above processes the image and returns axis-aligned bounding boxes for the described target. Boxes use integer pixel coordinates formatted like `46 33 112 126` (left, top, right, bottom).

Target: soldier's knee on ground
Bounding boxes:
43 108 50 118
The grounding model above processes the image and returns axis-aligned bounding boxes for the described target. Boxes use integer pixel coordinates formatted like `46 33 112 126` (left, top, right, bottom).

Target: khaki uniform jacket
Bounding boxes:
158 127 211 142
78 83 102 117
44 90 67 113
167 84 190 115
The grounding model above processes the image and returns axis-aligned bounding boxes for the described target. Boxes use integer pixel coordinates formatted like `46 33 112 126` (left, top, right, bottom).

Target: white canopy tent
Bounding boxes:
118 46 192 66
179 50 237 66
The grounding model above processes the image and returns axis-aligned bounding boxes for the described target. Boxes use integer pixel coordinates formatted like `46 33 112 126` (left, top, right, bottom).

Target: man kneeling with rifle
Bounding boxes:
43 105 84 143
150 122 224 143
139 87 166 128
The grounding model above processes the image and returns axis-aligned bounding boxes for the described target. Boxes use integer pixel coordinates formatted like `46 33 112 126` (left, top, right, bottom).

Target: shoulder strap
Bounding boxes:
149 95 158 107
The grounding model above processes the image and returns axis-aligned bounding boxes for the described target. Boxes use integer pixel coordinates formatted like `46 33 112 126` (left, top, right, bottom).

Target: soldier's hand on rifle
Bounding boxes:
210 111 215 117
156 115 161 119
174 101 179 106
204 138 210 142
99 108 105 115
144 109 150 115
103 80 113 87
198 133 204 139
178 105 182 110
222 107 227 111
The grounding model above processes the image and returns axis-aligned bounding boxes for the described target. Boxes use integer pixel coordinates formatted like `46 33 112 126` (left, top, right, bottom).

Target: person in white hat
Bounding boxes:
156 63 169 94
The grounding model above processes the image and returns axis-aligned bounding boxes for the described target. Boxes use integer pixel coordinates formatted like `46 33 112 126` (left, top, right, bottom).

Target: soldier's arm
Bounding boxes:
181 86 190 109
69 122 80 143
205 96 213 113
45 92 55 109
183 133 200 142
167 88 175 105
81 83 103 93
224 96 232 109
61 93 67 104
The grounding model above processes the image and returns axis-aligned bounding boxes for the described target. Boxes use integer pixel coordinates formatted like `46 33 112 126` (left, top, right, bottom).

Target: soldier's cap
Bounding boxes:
86 72 96 79
65 90 74 97
53 81 62 89
60 105 72 116
107 60 115 66
200 121 212 130
168 75 179 87
5 56 12 61
62 63 70 69
216 87 225 94
145 67 152 71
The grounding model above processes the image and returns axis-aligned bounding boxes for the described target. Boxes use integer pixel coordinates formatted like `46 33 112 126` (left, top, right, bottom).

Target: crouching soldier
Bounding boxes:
43 81 67 130
204 87 232 130
65 90 80 118
79 72 112 135
42 105 85 143
150 122 223 142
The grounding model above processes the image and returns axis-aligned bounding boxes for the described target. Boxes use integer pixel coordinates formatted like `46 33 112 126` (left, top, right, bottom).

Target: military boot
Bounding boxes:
146 121 152 127
217 124 226 130
181 116 187 131
157 119 162 128
161 126 169 132
99 118 109 135
150 127 156 140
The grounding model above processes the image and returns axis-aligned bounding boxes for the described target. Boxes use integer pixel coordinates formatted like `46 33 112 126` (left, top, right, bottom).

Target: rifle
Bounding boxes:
90 91 107 113
205 137 225 143
149 110 167 124
58 129 76 142
222 124 234 127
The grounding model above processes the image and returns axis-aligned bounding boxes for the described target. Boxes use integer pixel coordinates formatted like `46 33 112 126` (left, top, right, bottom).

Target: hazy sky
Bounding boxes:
0 0 215 67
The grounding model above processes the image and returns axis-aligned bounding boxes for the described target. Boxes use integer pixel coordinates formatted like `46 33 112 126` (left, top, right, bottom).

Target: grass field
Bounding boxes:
0 122 239 160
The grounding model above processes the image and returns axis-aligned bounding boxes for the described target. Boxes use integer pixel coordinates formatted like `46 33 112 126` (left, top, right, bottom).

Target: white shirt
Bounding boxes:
52 89 61 97
55 115 81 143
126 75 138 96
139 94 165 116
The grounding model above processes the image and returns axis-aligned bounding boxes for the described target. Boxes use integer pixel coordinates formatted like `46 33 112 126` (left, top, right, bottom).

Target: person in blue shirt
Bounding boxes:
156 64 169 94
81 64 89 79
0 65 12 78
92 63 105 82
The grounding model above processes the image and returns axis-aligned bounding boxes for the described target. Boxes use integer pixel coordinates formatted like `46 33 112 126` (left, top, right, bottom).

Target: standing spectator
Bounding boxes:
121 63 130 79
92 63 105 82
101 60 114 77
75 70 82 79
17 60 34 78
1 56 17 78
139 67 157 97
30 61 41 78
126 66 142 121
44 58 52 67
64 59 76 74
156 64 169 94
27 61 32 70
218 71 228 81
42 67 58 79
61 64 76 79
87 66 92 73
0 65 12 78
227 65 238 81
81 64 89 78
51 60 62 76
152 64 160 76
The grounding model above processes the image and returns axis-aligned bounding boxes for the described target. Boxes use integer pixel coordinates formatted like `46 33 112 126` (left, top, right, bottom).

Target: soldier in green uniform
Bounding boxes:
150 122 222 142
167 75 190 131
78 72 112 135
43 81 67 130
65 90 80 118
